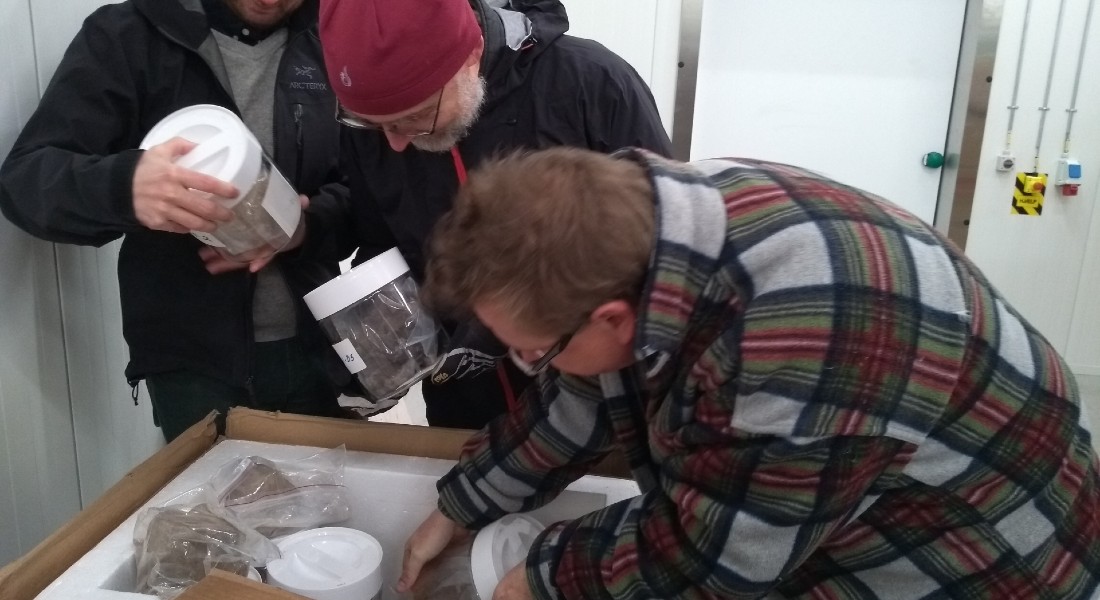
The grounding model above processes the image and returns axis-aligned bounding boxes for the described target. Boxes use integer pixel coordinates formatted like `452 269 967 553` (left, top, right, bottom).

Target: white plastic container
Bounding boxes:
304 248 446 401
266 527 384 600
139 104 302 256
411 514 544 600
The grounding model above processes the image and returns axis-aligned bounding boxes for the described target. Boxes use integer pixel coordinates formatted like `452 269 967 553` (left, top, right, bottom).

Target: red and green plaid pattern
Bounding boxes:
436 150 1100 599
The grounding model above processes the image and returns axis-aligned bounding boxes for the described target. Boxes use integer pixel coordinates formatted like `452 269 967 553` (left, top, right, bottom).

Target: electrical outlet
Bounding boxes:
1055 156 1082 186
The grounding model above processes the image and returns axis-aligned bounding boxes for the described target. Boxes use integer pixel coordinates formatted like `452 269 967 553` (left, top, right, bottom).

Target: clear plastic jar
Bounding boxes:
412 514 544 600
411 542 479 600
139 104 302 257
304 248 446 401
201 158 295 256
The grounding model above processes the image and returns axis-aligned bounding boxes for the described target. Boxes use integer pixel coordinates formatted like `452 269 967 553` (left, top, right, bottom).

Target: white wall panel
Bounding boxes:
0 0 81 566
28 0 166 506
56 244 163 504
966 0 1100 371
29 0 116 83
1062 0 1100 376
1068 181 1100 375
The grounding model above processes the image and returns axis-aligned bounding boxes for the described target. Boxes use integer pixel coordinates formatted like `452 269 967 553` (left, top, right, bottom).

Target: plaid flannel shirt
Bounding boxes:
436 149 1100 599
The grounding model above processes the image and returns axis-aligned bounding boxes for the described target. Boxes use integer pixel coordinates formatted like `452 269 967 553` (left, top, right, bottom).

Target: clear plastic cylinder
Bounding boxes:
138 104 302 257
199 156 300 256
304 249 446 401
410 539 479 600
411 514 544 600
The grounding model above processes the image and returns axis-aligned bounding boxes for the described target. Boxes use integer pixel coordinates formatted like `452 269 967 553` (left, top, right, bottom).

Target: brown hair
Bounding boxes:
424 147 654 335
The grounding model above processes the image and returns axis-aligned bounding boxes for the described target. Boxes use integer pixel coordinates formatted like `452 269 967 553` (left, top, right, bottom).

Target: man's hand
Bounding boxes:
198 243 278 275
395 509 470 593
493 564 535 600
199 194 310 274
133 137 237 233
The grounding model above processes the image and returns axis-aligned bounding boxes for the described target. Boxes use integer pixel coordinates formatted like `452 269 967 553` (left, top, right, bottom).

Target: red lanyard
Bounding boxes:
450 146 467 185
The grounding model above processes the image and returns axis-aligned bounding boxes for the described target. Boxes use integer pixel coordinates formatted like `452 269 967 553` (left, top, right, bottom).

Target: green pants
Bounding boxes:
146 337 343 442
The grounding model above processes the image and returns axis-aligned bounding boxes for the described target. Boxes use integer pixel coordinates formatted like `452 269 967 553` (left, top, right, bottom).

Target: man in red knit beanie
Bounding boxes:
320 0 485 152
310 0 673 429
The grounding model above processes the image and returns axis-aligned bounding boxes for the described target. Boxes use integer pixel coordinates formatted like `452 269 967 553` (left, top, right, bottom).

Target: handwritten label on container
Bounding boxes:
332 339 366 374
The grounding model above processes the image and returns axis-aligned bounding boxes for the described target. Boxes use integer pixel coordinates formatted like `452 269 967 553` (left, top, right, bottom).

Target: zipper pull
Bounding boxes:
130 380 140 406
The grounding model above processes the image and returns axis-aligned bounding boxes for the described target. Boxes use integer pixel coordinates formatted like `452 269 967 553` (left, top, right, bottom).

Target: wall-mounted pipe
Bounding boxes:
1033 0 1070 171
1063 0 1096 152
1003 0 1035 154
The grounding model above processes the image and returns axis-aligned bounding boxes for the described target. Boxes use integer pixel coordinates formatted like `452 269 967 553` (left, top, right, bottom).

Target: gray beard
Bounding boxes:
412 76 487 153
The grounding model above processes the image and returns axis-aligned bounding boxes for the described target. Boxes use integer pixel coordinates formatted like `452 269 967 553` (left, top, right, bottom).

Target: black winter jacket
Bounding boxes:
311 0 673 276
0 0 353 392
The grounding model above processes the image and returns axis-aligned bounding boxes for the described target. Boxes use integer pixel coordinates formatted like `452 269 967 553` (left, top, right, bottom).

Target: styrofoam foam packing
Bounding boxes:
35 439 640 600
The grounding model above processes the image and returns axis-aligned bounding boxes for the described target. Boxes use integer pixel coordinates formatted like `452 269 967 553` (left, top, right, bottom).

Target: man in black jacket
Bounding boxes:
0 0 356 441
314 0 674 429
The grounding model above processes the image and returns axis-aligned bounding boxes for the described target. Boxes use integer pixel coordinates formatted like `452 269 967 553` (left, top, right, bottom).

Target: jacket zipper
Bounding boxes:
293 103 304 188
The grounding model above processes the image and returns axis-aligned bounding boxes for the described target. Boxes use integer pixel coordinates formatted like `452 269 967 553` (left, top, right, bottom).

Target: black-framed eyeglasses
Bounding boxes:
508 329 576 375
334 88 444 136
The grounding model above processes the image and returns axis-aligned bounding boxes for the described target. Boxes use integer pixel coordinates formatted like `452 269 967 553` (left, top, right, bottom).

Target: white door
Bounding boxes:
690 0 967 224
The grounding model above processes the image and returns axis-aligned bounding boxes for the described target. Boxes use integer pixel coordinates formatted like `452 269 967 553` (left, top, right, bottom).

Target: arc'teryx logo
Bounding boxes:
289 64 327 91
340 66 352 87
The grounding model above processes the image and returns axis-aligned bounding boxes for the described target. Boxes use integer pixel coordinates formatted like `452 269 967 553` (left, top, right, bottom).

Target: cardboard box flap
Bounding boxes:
176 570 308 600
226 407 475 460
226 408 631 478
0 413 219 600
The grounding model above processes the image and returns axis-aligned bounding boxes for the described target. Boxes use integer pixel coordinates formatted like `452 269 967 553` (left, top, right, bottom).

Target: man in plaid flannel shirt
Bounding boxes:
396 147 1100 599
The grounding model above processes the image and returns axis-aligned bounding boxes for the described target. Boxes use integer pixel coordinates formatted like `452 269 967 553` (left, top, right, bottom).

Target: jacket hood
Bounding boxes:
473 0 569 105
133 0 319 50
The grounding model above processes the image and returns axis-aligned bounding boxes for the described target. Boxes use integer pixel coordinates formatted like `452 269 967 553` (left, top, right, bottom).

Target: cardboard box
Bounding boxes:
177 570 308 600
0 408 634 600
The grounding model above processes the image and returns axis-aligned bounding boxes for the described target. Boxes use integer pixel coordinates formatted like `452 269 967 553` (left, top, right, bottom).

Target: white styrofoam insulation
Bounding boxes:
34 439 641 600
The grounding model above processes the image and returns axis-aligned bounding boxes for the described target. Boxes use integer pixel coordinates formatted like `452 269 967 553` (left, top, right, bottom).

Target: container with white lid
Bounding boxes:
411 514 544 600
304 248 445 401
139 104 302 256
266 527 383 600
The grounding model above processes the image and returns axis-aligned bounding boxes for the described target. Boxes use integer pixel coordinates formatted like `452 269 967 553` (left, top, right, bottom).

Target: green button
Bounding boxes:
922 151 945 169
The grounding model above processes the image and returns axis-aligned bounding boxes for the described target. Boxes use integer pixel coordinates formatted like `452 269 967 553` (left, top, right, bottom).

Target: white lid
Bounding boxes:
138 104 262 206
266 527 383 600
304 248 411 320
470 514 544 600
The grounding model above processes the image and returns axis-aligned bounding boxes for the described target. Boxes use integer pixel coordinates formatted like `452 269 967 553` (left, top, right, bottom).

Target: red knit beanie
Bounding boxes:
319 0 481 116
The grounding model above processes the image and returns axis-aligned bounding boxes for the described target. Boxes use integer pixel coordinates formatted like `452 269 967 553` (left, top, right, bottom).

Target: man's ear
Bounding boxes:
591 300 636 345
466 36 485 68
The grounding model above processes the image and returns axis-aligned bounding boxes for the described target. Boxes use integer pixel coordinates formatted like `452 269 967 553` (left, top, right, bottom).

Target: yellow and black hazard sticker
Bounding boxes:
1012 172 1046 216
